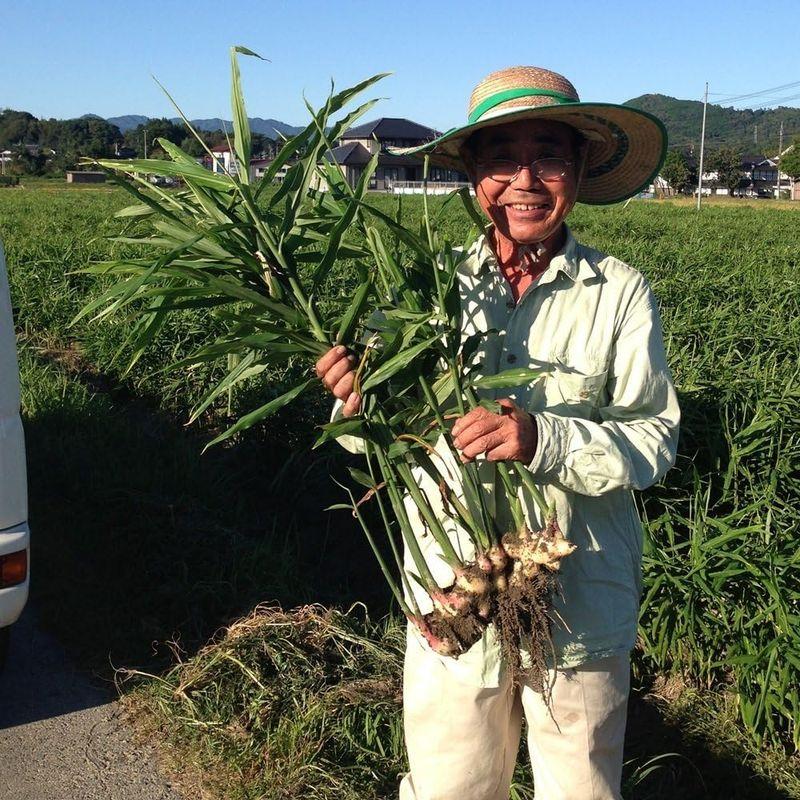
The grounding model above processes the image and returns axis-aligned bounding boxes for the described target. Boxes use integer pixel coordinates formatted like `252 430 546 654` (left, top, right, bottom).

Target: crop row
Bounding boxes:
1 188 798 750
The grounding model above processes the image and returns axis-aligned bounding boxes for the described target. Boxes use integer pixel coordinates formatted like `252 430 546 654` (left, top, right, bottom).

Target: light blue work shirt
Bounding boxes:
337 224 680 685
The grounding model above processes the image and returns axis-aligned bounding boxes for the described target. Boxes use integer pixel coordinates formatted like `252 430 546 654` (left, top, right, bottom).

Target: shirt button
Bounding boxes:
505 300 515 309
506 353 517 364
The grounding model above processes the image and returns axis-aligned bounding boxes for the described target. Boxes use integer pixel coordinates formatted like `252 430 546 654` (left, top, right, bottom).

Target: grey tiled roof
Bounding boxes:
324 141 373 166
340 117 440 141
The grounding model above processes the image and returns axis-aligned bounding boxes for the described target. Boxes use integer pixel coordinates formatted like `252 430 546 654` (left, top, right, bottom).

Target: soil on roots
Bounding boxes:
423 607 486 655
495 567 560 693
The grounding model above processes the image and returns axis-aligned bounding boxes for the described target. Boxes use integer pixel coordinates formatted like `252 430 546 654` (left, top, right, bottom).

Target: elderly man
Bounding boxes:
316 66 679 800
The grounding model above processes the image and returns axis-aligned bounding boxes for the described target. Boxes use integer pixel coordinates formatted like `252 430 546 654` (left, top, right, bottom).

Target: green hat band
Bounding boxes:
468 88 578 124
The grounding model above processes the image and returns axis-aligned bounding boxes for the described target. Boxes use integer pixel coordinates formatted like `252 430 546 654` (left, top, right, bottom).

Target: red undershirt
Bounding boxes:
497 244 548 304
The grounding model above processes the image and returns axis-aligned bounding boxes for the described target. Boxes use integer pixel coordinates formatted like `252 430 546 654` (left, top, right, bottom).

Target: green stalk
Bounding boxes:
373 444 440 594
512 462 552 520
421 156 436 254
366 226 422 313
236 181 329 344
364 442 420 618
462 383 528 531
393 459 464 570
345 484 415 619
417 374 489 551
448 358 499 546
370 407 466 566
496 461 527 533
286 273 328 344
411 450 487 553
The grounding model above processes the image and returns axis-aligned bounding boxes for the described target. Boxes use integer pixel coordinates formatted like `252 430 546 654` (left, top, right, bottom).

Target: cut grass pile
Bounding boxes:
127 606 406 800
130 604 800 800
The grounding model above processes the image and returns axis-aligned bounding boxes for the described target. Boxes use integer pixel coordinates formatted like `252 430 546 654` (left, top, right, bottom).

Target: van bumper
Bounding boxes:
0 522 29 628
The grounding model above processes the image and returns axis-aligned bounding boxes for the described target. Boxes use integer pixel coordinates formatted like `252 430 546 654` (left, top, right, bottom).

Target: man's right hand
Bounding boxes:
315 345 361 417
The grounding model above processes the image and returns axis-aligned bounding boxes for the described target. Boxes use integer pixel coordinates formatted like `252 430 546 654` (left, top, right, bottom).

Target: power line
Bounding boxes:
750 92 800 107
706 79 800 104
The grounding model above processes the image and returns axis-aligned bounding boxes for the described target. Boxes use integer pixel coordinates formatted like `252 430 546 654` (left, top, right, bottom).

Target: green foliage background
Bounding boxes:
625 93 800 155
1 185 799 796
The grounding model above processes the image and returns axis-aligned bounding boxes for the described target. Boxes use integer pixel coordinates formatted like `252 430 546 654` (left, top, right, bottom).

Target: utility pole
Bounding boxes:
696 82 709 211
775 121 784 199
754 124 758 146
143 128 148 160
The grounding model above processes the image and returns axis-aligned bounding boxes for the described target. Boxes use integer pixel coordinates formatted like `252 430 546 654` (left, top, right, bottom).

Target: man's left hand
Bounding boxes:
451 399 537 463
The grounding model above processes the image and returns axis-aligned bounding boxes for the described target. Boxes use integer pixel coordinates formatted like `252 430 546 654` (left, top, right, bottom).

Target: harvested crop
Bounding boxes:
79 46 574 689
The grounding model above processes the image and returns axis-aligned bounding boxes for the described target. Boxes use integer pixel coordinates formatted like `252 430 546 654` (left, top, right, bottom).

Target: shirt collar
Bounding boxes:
464 224 595 283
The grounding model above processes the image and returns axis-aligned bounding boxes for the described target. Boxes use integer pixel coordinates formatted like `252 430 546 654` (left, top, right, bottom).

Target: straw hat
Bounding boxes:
389 66 668 205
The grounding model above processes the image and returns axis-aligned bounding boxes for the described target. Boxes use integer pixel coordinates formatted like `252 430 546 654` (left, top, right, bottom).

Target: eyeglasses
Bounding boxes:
476 157 574 183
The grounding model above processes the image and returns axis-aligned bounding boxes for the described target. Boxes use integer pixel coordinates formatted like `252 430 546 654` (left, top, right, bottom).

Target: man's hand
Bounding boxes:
315 345 361 417
451 399 537 463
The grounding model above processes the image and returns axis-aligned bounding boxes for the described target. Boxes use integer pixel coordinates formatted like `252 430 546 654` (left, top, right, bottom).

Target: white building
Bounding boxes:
209 143 241 177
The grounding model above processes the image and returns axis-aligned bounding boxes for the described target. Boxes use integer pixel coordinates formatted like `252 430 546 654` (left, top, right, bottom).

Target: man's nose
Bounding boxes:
512 165 544 189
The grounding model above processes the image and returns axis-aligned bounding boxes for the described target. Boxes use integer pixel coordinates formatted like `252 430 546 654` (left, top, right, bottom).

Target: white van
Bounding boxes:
0 241 29 668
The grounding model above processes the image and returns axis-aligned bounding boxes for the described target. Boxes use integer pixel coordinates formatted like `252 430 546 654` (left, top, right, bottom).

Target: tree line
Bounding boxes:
660 139 800 197
0 109 279 176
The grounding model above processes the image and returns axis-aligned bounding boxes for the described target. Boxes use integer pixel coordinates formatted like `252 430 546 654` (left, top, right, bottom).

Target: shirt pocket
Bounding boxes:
543 368 608 419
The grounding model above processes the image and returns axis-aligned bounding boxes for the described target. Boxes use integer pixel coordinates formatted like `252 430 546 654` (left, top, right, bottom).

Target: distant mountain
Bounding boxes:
180 117 304 138
106 114 150 132
104 114 302 137
624 94 800 155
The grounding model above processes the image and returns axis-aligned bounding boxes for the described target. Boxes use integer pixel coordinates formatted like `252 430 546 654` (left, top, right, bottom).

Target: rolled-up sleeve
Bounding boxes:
528 279 680 496
330 398 367 454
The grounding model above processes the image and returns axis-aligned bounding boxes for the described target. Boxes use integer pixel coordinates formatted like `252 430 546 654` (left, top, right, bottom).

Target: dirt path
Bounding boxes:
0 606 181 800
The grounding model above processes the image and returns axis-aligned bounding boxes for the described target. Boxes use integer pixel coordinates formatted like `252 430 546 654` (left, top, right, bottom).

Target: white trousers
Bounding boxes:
399 633 630 800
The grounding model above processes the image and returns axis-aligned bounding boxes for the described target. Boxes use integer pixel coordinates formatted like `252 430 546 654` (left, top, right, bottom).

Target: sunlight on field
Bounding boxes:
1 184 798 799
657 195 799 211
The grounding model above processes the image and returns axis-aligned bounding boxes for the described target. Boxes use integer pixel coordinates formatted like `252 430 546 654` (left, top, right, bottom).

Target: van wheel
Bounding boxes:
0 627 9 671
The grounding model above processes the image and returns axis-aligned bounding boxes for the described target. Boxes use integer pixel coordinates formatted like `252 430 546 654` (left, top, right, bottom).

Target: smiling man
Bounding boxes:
316 66 680 800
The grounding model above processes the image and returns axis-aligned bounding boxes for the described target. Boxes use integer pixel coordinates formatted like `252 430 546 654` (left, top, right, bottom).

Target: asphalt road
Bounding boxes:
0 606 182 800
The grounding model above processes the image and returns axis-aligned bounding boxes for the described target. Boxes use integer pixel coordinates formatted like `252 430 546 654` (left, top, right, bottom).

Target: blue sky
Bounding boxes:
3 0 799 130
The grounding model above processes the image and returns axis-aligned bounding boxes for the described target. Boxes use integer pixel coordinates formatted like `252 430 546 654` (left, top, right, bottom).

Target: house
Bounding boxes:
0 144 55 174
696 153 790 197
200 116 468 191
325 117 468 191
113 143 137 159
740 154 781 197
204 145 290 183
209 143 241 177
249 157 291 183
65 170 106 184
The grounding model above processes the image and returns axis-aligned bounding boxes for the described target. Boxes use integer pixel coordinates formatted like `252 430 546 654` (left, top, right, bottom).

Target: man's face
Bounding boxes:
465 119 584 245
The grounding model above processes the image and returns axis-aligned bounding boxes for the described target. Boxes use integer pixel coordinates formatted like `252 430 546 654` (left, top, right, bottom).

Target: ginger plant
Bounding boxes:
78 47 574 687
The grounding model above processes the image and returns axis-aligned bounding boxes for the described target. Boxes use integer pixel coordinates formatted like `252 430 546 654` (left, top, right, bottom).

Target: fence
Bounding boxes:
391 181 474 195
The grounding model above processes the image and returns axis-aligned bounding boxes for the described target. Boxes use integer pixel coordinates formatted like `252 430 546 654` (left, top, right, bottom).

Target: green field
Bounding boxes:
1 183 799 799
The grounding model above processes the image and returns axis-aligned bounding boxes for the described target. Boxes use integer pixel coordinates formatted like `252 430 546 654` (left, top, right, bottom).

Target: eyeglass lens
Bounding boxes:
485 158 570 182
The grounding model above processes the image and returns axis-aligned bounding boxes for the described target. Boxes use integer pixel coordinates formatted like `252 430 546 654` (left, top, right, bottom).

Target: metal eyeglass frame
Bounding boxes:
476 157 575 183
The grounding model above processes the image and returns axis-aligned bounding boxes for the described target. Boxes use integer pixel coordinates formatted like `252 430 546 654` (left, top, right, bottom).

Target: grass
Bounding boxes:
125 606 406 800
2 185 799 797
127 604 800 800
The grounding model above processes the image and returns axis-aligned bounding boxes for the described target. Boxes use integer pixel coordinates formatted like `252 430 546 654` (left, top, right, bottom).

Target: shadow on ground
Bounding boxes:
18 354 796 798
621 678 794 800
22 347 388 679
0 606 109 728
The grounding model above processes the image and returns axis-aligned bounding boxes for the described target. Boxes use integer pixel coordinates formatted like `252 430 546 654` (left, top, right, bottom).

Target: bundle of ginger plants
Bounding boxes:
78 46 574 688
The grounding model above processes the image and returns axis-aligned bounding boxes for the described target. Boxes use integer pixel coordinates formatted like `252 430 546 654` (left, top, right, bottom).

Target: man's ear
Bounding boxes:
458 142 478 184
